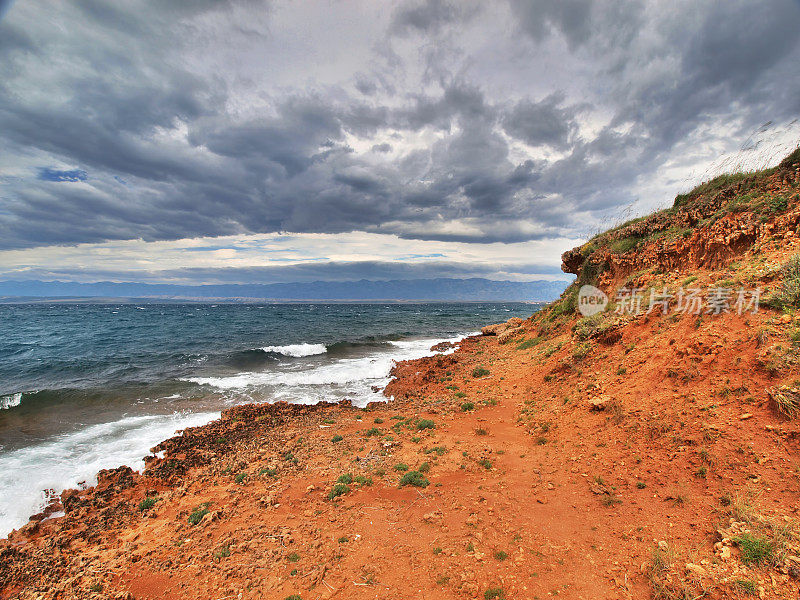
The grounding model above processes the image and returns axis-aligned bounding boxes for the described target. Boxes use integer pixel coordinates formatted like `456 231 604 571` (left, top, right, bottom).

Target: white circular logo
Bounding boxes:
578 285 609 316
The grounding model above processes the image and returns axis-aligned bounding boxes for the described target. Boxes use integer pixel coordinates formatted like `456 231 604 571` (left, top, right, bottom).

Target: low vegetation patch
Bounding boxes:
212 545 230 561
768 385 800 419
328 483 350 500
188 502 211 525
399 470 429 488
572 314 623 341
472 366 490 378
138 496 159 512
516 337 541 350
572 342 594 362
734 532 776 565
732 579 759 596
765 255 800 309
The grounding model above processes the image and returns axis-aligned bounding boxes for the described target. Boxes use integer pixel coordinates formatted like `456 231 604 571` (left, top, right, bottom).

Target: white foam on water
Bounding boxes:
0 410 218 537
184 334 469 407
261 343 327 357
0 393 23 410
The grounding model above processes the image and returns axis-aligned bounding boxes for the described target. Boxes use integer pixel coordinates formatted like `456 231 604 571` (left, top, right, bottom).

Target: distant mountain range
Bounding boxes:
0 278 569 302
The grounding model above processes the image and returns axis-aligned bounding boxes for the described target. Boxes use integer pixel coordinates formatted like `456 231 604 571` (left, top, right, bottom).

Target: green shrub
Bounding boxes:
234 473 248 484
768 194 789 213
212 545 230 561
418 461 430 473
572 342 594 362
354 475 372 486
188 503 211 525
394 463 409 472
138 496 159 512
337 473 354 484
472 367 490 378
331 434 343 443
399 471 429 488
493 550 508 561
365 427 382 436
416 419 435 430
484 588 505 600
328 483 350 500
461 402 475 412
287 552 300 562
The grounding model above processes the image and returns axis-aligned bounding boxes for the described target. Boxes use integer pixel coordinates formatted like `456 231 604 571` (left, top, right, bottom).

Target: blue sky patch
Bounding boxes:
38 167 88 182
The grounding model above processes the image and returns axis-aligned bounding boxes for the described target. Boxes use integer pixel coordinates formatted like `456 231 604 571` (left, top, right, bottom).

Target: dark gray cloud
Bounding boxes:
0 0 798 254
502 93 579 150
389 0 478 35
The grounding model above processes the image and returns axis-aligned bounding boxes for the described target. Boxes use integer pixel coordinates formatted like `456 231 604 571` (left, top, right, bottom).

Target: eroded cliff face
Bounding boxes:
562 149 800 291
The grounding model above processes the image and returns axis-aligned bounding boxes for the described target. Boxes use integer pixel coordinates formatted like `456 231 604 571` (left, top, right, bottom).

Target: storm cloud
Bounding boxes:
0 0 799 253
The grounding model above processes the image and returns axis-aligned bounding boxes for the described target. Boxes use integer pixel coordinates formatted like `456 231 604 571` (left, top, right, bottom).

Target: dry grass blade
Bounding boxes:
767 386 800 419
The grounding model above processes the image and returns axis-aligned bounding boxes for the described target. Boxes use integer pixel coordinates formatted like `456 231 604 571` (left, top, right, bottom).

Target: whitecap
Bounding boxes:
0 393 23 411
0 410 218 536
185 333 471 405
261 343 327 357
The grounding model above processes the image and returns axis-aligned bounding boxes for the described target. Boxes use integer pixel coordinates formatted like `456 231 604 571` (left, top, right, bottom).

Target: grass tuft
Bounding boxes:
734 532 776 565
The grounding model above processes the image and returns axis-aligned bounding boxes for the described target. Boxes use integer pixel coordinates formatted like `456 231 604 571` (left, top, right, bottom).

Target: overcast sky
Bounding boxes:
0 0 799 285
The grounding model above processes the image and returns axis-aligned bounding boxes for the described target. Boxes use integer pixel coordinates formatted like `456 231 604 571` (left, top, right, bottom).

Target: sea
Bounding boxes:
0 302 537 536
